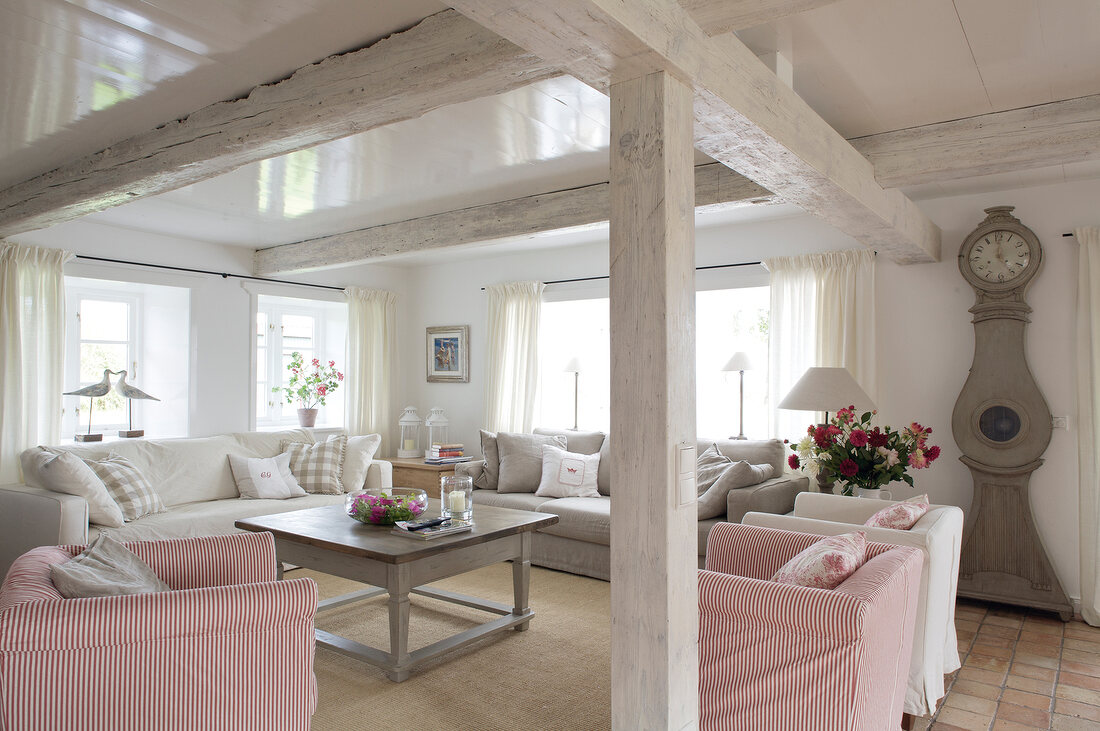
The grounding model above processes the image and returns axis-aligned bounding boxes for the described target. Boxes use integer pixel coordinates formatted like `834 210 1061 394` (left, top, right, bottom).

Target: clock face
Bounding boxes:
967 230 1031 284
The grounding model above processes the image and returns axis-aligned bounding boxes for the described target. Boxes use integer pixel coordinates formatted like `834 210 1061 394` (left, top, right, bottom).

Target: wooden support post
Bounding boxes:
609 70 699 730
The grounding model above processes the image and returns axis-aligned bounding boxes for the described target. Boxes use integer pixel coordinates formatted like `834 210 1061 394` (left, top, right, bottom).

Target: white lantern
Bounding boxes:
398 406 422 458
424 407 449 456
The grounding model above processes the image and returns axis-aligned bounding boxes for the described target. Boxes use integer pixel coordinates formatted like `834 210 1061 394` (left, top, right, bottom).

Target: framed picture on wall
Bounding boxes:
426 325 470 383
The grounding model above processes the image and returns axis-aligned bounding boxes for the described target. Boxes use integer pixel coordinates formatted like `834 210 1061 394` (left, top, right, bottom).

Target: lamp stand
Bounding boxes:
732 369 746 440
571 371 579 431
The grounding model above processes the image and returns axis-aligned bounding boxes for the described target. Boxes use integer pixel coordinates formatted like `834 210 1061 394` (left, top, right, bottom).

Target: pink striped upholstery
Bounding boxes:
0 532 317 731
700 523 922 731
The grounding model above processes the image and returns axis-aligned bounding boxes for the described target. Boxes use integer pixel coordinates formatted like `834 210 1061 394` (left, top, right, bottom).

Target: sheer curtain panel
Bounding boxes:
345 287 396 455
1076 226 1100 625
765 248 876 441
485 281 545 433
1 242 73 483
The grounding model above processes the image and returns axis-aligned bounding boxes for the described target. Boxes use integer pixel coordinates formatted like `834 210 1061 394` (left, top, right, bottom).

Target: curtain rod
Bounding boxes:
479 260 764 290
73 255 346 292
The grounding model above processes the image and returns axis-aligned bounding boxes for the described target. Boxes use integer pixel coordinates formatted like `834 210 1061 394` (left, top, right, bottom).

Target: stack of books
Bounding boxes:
425 443 472 465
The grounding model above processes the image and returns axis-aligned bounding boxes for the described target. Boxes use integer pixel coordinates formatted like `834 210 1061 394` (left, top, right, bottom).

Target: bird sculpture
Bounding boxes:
112 370 159 438
63 369 115 441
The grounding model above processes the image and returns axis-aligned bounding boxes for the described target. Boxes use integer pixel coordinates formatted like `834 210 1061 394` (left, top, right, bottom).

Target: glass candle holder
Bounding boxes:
440 475 473 521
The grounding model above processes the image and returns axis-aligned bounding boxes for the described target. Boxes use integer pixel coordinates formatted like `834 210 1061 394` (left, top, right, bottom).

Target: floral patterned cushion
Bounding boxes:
864 494 931 530
770 531 868 590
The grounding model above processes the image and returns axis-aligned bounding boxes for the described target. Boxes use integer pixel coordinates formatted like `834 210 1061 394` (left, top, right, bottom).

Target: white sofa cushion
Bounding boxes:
535 444 601 498
24 449 125 528
343 434 383 492
228 453 306 500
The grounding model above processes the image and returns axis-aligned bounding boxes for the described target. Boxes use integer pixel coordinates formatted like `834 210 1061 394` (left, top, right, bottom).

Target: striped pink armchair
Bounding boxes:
700 523 922 731
0 532 317 731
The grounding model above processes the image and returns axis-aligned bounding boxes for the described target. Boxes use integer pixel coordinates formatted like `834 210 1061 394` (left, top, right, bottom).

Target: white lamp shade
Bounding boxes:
563 357 582 373
722 352 754 372
777 367 875 412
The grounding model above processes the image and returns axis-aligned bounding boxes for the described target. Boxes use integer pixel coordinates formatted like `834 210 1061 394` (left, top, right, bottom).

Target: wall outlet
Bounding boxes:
1052 416 1069 430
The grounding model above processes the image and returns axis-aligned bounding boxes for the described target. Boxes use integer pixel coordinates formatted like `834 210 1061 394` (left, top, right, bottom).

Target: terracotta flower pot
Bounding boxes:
297 408 318 428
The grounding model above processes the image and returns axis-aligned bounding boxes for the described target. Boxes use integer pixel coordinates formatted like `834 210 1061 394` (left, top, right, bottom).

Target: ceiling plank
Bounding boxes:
253 163 773 274
679 0 842 36
449 0 940 264
851 94 1100 188
0 10 561 238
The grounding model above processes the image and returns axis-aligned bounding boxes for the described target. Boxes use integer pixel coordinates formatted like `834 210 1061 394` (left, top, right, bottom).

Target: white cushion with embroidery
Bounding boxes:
535 444 601 499
771 531 868 590
864 494 932 530
228 453 306 500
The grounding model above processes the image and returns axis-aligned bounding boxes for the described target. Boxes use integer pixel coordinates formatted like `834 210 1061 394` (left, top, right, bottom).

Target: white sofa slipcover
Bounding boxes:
742 491 964 717
0 429 392 579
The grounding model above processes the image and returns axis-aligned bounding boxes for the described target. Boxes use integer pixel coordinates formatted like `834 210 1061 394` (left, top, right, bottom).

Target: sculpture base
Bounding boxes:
74 433 103 442
118 430 144 438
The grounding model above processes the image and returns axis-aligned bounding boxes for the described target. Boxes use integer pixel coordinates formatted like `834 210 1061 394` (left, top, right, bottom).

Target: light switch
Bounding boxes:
677 443 696 507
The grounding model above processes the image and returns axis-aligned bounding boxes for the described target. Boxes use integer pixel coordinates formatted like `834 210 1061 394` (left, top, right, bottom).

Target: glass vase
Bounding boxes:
440 475 473 521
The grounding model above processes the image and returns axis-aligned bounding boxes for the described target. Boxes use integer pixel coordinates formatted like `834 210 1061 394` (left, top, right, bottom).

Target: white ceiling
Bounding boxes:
3 0 1099 257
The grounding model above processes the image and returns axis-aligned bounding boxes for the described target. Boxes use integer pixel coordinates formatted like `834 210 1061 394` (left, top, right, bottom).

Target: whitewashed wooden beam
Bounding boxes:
450 0 941 264
608 70 698 731
0 10 560 237
253 163 772 274
850 94 1100 188
680 0 842 36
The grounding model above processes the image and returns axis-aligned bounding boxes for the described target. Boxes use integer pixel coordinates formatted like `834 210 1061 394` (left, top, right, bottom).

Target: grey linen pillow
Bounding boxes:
51 534 171 599
696 443 734 494
474 430 500 491
496 432 568 493
698 461 775 520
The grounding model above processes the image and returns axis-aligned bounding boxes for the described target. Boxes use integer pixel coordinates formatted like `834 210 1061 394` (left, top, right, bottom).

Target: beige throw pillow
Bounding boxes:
229 453 306 499
282 434 347 494
51 534 171 599
26 448 125 528
473 430 500 491
496 433 568 493
343 434 383 492
83 454 166 522
535 444 601 498
697 461 775 520
696 443 733 494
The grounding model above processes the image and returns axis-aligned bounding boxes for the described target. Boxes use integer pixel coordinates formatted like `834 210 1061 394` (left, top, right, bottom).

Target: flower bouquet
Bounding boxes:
345 488 428 525
787 406 941 496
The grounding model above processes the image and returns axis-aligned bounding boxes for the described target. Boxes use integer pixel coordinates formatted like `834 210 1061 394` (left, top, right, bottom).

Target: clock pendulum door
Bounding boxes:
952 207 1072 620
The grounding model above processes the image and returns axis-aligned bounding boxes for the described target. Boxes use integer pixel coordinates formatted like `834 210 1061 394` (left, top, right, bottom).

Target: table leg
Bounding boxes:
512 532 532 631
387 564 412 682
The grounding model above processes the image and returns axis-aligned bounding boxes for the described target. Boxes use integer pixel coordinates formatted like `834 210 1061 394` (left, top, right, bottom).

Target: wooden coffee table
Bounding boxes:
235 501 557 682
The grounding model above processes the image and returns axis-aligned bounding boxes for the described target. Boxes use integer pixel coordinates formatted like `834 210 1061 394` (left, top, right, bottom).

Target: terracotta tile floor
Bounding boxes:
914 599 1100 730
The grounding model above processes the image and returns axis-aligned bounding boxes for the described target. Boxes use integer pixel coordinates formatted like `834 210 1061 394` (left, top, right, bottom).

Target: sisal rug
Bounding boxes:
296 563 611 731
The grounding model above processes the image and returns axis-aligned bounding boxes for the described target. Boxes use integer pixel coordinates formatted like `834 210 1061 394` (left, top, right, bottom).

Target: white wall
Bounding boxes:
12 218 412 438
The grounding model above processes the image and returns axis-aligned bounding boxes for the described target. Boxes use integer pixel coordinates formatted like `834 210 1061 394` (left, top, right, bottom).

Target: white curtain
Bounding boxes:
485 281 545 433
345 287 396 454
1075 226 1100 626
1 242 73 483
765 248 876 441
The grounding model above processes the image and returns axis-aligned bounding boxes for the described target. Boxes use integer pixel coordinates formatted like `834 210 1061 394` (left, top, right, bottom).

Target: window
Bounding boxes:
255 294 347 429
536 284 770 439
63 278 190 439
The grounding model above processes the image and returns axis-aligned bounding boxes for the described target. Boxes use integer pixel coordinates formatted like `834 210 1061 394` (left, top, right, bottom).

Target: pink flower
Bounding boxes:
337 372 344 381
849 429 868 448
788 454 800 470
909 449 930 469
312 358 320 367
925 445 941 462
317 385 327 395
813 426 832 449
836 405 856 425
838 459 858 478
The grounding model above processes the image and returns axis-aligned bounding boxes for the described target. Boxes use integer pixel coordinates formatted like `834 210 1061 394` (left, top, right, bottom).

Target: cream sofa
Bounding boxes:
0 429 392 579
457 429 809 581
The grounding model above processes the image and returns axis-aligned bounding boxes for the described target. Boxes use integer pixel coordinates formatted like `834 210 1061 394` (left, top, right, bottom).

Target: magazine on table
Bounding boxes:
392 518 473 540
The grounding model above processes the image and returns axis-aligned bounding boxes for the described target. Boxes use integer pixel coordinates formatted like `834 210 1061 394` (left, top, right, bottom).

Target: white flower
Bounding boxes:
877 446 899 467
797 437 814 455
803 459 821 477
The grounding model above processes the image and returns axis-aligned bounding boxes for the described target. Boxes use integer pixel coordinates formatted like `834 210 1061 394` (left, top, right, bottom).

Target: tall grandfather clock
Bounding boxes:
952 206 1072 620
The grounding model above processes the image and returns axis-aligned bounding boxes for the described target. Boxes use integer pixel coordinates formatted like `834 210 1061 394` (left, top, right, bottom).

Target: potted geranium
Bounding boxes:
275 352 343 427
787 405 941 497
